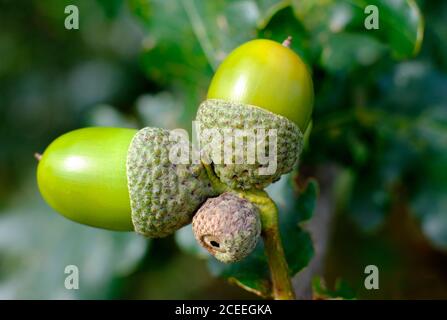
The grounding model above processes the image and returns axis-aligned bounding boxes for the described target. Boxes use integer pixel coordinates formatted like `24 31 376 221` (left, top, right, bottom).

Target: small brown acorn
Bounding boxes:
192 192 261 263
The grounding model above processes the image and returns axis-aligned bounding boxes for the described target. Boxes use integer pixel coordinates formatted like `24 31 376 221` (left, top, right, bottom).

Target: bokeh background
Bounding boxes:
0 0 446 299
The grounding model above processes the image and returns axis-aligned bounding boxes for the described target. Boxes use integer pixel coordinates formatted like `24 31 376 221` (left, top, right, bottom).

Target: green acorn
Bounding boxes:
197 38 313 190
37 127 216 237
192 192 261 263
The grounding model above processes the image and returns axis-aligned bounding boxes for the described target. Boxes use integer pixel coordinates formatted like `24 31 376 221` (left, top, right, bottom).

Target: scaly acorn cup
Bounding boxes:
192 192 261 263
197 38 314 190
197 100 303 190
37 127 216 237
127 127 216 237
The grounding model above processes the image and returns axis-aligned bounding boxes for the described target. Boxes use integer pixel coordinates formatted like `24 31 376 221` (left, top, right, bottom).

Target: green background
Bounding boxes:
0 0 446 299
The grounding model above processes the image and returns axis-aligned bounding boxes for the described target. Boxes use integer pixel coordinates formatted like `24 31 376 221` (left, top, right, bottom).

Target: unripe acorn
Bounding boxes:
197 38 314 190
37 127 216 237
207 38 314 132
192 192 261 263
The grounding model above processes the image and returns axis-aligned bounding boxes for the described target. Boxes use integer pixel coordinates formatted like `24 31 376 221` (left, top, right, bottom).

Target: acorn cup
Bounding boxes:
196 99 303 190
37 127 216 237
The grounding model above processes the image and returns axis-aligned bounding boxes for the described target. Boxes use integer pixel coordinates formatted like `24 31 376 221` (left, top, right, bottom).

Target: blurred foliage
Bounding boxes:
0 0 446 299
312 277 356 300
0 0 150 299
0 178 147 299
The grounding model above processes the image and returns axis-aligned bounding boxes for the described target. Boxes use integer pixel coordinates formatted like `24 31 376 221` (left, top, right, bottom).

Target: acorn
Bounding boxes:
197 38 314 190
192 192 261 263
37 127 216 237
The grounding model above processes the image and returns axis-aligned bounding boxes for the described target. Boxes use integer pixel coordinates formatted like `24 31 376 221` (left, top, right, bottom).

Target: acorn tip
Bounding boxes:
282 36 292 47
34 153 42 161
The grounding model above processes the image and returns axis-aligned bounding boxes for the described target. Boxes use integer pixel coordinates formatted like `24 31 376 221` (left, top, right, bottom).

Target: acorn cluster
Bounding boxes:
37 39 313 263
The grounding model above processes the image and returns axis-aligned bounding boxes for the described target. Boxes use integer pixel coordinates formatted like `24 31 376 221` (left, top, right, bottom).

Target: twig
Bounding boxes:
244 191 295 300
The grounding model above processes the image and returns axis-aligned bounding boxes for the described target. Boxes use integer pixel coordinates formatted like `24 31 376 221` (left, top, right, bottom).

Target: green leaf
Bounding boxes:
129 0 208 128
425 2 447 72
255 0 291 29
258 6 313 65
362 0 424 58
312 277 356 300
292 0 424 64
320 32 387 73
270 175 318 275
292 0 363 35
207 174 318 297
208 242 271 297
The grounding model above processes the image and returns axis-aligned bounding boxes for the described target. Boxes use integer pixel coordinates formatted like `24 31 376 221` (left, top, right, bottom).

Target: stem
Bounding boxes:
203 164 228 194
203 164 295 300
245 192 295 300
